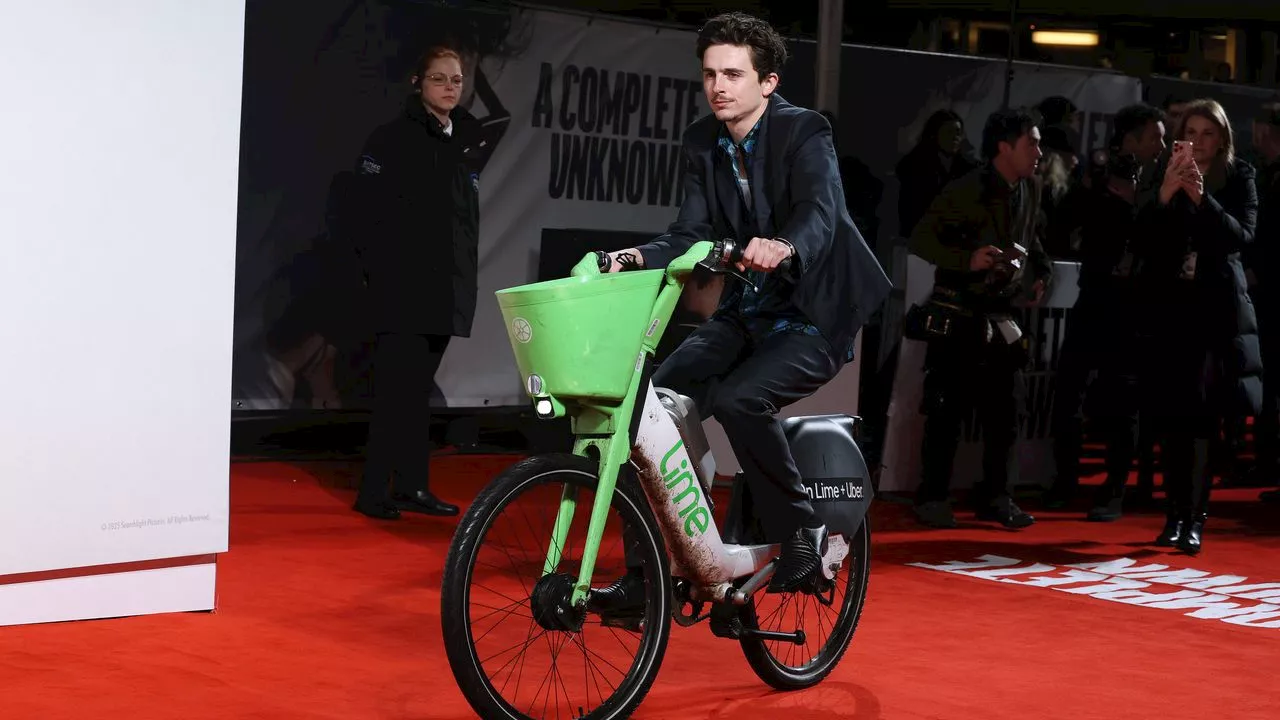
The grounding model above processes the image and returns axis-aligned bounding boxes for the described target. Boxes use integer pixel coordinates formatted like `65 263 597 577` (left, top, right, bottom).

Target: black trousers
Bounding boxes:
916 326 1027 506
656 317 840 539
1049 308 1141 500
622 315 841 567
357 332 451 504
1144 338 1219 518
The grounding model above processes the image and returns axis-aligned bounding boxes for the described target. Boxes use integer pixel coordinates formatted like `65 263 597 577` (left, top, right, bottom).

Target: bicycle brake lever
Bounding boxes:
694 257 760 292
722 266 760 292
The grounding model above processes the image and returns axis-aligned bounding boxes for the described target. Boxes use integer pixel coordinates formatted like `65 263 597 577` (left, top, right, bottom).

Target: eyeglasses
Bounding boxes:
425 73 465 88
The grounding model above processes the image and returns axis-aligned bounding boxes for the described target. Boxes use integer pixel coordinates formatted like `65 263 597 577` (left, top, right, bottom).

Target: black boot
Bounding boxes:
768 524 828 593
1155 514 1184 547
587 568 646 617
1177 514 1205 555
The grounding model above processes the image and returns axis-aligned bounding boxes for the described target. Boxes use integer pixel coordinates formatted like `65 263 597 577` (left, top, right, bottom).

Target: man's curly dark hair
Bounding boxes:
695 12 789 81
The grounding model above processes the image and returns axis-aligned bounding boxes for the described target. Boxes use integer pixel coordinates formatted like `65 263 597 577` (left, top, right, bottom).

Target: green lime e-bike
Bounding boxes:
440 239 873 720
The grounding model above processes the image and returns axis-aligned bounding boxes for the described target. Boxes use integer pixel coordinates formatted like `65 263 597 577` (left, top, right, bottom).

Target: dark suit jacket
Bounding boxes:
635 94 892 358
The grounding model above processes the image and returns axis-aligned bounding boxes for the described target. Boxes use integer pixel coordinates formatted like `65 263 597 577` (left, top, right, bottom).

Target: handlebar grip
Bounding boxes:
720 238 795 277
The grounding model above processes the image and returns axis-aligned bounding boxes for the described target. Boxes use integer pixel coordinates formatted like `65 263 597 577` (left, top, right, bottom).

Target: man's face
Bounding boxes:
1003 126 1042 179
1252 121 1280 161
701 44 777 126
1125 120 1166 165
1142 120 1167 164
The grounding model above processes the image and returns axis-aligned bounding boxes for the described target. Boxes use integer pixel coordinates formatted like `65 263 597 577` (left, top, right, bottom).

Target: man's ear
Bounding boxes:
761 73 779 97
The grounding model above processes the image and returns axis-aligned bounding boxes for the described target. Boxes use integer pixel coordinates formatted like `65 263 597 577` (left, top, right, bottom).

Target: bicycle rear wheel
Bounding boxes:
738 520 871 690
441 454 672 720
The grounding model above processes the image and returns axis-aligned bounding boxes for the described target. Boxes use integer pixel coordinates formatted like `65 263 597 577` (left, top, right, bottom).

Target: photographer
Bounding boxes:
907 109 1053 530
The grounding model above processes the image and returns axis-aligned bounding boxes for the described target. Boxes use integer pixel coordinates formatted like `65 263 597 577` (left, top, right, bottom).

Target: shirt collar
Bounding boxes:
718 112 764 157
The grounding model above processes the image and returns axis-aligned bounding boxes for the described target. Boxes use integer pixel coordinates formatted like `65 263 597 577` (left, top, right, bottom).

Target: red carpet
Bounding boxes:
3 455 1277 719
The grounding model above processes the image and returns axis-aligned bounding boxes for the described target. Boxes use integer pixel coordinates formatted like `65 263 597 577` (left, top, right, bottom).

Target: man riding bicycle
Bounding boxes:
591 12 891 611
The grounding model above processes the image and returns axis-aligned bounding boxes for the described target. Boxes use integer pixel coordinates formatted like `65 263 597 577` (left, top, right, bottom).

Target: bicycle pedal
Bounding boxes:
599 614 644 631
708 602 743 639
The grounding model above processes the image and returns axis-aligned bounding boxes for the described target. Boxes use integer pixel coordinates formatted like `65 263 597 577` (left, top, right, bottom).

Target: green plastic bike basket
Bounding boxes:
495 269 664 402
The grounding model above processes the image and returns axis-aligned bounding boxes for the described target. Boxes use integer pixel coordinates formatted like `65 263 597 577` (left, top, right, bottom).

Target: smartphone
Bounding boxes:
1173 140 1192 156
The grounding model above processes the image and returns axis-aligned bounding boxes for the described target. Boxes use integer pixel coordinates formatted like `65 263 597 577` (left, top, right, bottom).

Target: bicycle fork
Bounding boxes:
542 369 643 609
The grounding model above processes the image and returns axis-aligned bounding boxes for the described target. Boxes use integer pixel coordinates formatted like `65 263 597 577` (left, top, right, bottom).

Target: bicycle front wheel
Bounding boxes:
440 453 672 720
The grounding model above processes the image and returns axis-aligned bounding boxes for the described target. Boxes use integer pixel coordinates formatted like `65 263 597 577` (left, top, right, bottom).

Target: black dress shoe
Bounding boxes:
1086 497 1123 522
768 524 827 593
1176 515 1204 555
392 490 459 516
587 570 646 617
976 497 1035 529
914 500 958 529
1155 515 1184 546
353 498 401 520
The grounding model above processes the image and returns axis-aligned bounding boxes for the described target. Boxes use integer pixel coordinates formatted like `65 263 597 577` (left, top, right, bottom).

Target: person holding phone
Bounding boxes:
1137 98 1260 554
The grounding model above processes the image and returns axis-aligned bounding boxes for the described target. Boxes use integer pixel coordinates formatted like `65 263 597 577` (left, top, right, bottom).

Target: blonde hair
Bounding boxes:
1177 98 1235 166
414 46 463 81
1038 151 1071 203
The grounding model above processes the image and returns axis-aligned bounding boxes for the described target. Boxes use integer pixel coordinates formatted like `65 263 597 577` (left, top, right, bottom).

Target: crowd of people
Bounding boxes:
259 1 1280 566
899 92 1280 555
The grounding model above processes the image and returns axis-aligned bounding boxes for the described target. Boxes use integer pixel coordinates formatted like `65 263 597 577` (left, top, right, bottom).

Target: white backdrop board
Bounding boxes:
0 0 241 625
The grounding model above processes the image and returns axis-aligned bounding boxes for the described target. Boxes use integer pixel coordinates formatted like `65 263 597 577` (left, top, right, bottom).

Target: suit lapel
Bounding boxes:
713 148 743 239
750 130 773 237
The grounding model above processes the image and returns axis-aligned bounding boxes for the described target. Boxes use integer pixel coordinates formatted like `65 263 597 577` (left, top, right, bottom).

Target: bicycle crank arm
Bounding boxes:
738 627 807 646
726 559 777 604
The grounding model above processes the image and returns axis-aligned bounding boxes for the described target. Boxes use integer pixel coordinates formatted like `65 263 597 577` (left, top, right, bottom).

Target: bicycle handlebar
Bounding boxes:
711 238 794 277
586 239 794 282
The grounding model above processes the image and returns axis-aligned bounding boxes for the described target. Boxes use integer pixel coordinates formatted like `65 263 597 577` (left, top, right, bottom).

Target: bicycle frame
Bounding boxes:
530 242 782 607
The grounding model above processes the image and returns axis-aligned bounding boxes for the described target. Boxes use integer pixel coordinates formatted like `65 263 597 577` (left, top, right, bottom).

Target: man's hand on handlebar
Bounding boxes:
738 237 794 273
602 248 646 273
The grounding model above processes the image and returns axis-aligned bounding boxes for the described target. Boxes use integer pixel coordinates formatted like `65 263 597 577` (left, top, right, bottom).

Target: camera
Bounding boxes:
1107 151 1141 183
986 243 1027 297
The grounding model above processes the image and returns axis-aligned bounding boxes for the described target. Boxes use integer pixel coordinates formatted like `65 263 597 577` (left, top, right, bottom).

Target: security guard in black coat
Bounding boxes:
351 49 483 520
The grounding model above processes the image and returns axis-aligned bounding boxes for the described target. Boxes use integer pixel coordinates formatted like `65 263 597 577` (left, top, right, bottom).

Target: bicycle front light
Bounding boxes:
526 374 564 419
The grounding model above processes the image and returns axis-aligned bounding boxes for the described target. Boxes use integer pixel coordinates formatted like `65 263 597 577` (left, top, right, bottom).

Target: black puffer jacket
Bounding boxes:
351 96 482 337
1137 156 1261 419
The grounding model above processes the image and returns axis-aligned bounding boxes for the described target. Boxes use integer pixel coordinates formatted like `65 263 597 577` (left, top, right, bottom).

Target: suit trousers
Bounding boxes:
622 315 841 567
357 332 451 504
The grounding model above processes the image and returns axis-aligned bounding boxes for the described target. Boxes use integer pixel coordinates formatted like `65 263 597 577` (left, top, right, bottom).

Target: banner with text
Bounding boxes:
229 3 1142 413
231 2 717 410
